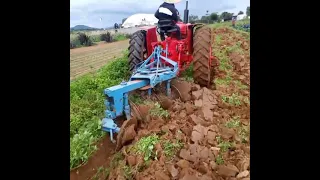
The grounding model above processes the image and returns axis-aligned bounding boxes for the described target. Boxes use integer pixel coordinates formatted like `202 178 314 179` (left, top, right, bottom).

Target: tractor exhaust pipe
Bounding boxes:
183 0 189 23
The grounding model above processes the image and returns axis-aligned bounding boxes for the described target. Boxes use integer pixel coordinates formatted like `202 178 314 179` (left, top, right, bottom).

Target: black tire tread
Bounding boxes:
192 26 215 87
128 30 147 72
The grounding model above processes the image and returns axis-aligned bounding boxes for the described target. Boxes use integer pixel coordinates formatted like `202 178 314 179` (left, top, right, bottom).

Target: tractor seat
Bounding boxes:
157 19 178 34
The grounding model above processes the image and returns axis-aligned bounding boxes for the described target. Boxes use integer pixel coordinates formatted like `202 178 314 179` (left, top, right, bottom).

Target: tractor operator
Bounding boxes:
154 0 182 41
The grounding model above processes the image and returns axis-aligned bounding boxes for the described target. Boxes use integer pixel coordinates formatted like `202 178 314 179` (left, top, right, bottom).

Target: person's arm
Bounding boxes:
172 8 178 22
176 10 183 22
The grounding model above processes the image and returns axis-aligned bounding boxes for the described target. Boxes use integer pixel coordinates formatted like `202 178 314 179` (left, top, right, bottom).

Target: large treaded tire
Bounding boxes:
128 30 147 73
192 26 215 88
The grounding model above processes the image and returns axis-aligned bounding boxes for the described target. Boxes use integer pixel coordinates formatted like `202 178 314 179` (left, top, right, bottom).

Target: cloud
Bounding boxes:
70 0 250 28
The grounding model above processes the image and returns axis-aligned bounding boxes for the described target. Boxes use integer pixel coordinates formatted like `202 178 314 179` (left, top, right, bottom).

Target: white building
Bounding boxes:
122 14 158 28
236 14 246 20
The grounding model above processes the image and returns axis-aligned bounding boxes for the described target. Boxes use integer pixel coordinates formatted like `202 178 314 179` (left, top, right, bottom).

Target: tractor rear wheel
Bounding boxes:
128 30 147 73
192 25 215 88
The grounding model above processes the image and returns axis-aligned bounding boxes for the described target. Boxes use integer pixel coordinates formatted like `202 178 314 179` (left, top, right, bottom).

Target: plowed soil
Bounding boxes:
71 27 250 180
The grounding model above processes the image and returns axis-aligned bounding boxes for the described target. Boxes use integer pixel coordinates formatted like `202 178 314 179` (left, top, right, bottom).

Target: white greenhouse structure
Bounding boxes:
122 14 158 28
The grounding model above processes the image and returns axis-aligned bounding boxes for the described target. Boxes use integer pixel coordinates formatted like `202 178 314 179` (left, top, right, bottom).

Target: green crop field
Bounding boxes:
70 51 130 169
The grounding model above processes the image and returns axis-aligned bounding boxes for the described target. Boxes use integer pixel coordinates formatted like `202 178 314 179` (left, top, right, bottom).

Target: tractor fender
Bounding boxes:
192 23 206 33
138 25 157 31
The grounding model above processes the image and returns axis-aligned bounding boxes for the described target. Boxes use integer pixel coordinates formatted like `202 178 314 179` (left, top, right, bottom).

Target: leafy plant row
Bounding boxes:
70 51 130 169
70 32 132 49
232 20 250 32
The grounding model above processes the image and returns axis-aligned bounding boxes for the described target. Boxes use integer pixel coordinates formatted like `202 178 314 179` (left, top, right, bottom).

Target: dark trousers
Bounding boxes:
160 24 181 41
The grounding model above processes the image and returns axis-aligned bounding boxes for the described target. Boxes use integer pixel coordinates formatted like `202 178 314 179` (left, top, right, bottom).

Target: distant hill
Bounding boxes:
70 25 102 31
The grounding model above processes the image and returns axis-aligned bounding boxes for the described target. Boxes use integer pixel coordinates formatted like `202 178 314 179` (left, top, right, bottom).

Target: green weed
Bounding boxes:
181 63 193 79
110 152 124 168
216 136 222 143
221 93 242 106
218 140 234 152
226 44 243 55
216 50 233 72
132 134 160 161
225 116 241 128
162 140 184 158
238 125 250 143
113 34 127 41
70 53 130 169
215 35 222 45
182 76 194 82
211 21 232 28
123 165 133 180
234 80 248 89
244 97 250 105
216 136 234 152
149 102 169 118
216 154 224 165
215 73 233 85
90 35 101 42
91 166 110 180
129 94 144 104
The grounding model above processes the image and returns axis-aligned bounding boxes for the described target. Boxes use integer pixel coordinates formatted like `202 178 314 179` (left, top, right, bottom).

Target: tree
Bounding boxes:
246 7 250 16
122 18 127 24
210 13 219 21
189 15 199 23
220 12 233 21
200 15 209 22
238 11 244 15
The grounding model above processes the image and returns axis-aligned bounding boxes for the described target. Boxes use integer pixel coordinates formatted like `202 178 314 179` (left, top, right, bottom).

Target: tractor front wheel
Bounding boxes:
128 30 147 73
192 25 215 88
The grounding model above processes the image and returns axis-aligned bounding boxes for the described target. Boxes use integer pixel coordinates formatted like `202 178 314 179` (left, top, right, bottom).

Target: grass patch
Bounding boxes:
123 165 133 180
216 154 224 165
211 21 232 28
70 51 130 169
215 34 222 45
91 152 123 180
110 152 124 168
181 63 194 82
216 136 235 152
129 94 144 104
226 43 244 55
113 34 127 41
221 93 242 106
215 73 233 86
131 134 160 161
100 32 112 42
224 116 250 144
162 140 184 158
182 76 194 82
70 32 130 49
216 50 233 72
234 80 248 89
238 125 250 143
244 96 250 105
149 102 169 118
91 166 110 180
225 116 241 128
89 35 101 43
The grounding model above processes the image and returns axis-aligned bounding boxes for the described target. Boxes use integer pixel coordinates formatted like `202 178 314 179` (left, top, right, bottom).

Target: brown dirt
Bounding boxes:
72 27 250 180
70 135 116 180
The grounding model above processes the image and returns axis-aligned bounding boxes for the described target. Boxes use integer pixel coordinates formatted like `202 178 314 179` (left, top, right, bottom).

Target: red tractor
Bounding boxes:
101 1 219 143
127 4 217 88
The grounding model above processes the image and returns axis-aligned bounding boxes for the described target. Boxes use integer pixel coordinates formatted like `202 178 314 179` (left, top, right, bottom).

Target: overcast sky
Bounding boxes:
70 0 250 28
